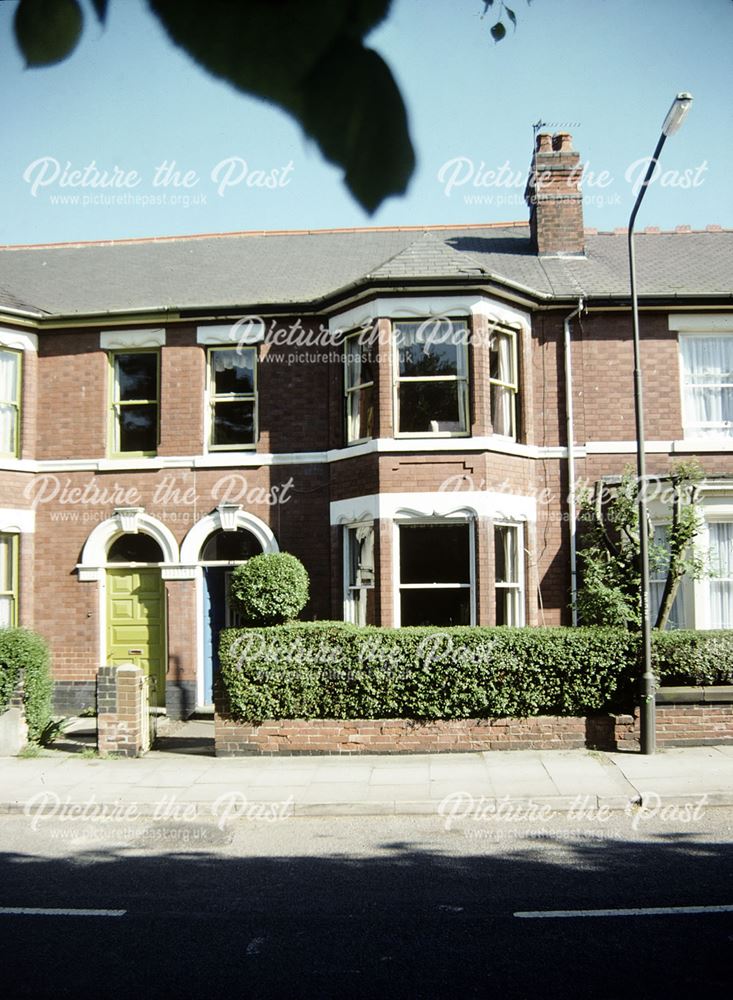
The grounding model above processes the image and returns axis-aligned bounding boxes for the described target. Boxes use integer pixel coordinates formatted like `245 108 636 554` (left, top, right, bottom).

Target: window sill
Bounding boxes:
207 444 258 453
394 431 471 440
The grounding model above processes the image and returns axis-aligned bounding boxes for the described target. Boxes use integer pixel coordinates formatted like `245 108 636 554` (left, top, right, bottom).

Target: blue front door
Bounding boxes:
203 567 227 705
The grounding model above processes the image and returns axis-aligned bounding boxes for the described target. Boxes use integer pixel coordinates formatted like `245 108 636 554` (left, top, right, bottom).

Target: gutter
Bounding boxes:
563 297 584 626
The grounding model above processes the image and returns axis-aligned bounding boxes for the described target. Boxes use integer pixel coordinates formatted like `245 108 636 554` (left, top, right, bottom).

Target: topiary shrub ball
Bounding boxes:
229 552 310 626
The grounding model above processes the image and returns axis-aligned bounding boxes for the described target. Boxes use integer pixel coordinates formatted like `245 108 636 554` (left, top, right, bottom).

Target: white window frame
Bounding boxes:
206 346 258 451
343 522 375 625
692 503 733 630
0 348 21 459
489 327 519 440
0 531 18 627
343 330 375 445
109 349 160 457
393 516 476 627
392 318 470 438
493 521 525 626
678 331 733 440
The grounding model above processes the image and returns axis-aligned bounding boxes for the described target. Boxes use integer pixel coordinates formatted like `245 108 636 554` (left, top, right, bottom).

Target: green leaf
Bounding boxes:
148 0 413 213
14 0 83 67
506 6 517 28
90 0 108 24
490 20 506 42
301 39 415 213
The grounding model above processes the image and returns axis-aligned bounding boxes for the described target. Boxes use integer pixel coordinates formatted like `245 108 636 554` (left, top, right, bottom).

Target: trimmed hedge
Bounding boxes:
653 630 733 686
219 624 639 722
0 627 53 743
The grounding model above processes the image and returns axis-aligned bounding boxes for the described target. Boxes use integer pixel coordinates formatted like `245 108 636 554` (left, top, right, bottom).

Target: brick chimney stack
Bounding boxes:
525 131 584 255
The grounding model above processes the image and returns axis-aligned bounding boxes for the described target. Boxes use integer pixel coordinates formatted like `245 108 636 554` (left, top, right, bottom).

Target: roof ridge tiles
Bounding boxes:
0 220 529 252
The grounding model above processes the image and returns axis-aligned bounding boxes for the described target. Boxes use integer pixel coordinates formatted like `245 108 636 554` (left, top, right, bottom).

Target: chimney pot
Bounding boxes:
552 132 573 152
536 132 553 153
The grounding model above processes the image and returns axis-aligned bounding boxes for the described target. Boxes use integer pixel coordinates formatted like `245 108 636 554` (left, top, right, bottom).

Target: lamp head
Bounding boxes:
662 93 693 136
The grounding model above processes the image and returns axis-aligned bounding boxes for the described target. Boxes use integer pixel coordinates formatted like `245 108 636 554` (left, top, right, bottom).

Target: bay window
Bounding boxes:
394 319 469 435
344 524 375 625
494 523 524 625
489 328 518 439
398 521 472 625
344 332 375 443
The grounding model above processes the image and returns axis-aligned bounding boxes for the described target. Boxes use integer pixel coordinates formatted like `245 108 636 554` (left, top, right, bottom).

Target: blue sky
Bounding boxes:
1 0 731 244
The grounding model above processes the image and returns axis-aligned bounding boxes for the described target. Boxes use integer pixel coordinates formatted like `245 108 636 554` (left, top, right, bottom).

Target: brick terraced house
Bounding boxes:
0 133 731 718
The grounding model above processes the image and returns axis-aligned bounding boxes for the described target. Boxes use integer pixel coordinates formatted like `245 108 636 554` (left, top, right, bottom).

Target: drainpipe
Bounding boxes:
563 298 584 626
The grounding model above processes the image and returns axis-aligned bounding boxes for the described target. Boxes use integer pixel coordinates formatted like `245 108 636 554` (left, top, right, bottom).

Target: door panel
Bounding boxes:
106 569 166 707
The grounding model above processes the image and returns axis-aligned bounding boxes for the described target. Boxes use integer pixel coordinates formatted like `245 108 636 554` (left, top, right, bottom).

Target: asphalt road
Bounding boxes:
1 809 732 999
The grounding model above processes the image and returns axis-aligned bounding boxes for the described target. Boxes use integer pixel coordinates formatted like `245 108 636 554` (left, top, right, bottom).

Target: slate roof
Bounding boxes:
0 224 730 319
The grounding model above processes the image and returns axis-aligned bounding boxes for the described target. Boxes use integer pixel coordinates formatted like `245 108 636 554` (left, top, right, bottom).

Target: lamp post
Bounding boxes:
628 92 693 755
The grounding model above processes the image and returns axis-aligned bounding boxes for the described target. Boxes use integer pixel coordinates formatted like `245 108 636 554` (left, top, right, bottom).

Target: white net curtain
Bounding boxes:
680 336 733 437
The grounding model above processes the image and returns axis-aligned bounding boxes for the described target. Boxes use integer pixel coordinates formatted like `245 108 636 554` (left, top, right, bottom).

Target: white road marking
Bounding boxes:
515 904 733 919
0 907 126 917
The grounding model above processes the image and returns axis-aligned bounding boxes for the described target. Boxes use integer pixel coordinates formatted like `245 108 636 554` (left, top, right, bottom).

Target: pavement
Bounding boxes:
1 718 733 820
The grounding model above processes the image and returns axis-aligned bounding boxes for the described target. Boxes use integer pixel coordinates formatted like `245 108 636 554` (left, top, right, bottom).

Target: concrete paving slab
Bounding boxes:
539 757 634 797
369 767 432 785
428 780 495 800
298 783 373 804
365 784 432 802
310 767 375 783
248 768 317 786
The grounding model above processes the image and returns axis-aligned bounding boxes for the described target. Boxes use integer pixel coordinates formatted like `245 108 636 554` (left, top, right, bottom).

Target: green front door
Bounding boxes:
106 569 166 708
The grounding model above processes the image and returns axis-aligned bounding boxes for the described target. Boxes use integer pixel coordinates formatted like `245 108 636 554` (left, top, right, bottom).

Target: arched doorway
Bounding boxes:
180 508 279 706
105 533 166 708
200 528 263 704
78 511 180 711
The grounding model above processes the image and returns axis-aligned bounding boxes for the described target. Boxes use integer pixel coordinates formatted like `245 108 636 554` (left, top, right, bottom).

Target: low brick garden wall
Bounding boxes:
214 702 733 756
653 703 733 746
215 712 635 755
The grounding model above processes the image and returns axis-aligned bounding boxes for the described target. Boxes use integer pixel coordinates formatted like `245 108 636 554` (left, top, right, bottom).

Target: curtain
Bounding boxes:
491 334 514 436
680 336 733 436
213 349 254 373
0 352 18 454
709 522 733 628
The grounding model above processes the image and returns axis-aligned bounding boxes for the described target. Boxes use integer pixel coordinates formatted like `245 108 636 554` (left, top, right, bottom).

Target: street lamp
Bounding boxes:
628 92 693 755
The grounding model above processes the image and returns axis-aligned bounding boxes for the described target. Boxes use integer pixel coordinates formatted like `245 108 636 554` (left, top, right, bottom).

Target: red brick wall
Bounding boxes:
215 705 733 755
37 330 107 459
215 714 590 755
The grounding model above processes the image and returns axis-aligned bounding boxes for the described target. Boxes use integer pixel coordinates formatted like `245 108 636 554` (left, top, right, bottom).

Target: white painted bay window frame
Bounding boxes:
343 522 375 625
393 318 470 438
489 326 519 440
393 515 476 627
493 521 525 626
343 330 375 445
